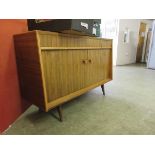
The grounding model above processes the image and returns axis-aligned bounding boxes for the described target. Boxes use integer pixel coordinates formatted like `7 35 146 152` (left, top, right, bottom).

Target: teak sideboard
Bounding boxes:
14 30 112 120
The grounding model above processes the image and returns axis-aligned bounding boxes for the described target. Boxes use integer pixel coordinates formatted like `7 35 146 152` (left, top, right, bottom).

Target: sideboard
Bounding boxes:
14 30 112 121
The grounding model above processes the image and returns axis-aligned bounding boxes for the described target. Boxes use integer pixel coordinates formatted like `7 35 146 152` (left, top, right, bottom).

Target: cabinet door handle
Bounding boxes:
82 59 88 64
88 59 92 63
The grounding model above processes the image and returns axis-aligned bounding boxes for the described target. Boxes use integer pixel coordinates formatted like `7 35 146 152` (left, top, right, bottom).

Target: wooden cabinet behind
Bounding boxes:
14 30 112 112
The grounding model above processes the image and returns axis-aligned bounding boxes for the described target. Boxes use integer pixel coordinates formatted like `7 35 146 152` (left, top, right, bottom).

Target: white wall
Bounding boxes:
116 19 139 65
116 19 153 65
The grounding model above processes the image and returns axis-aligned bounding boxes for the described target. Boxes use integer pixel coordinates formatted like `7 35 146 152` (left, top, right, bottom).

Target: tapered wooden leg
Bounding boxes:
57 105 63 122
101 84 105 96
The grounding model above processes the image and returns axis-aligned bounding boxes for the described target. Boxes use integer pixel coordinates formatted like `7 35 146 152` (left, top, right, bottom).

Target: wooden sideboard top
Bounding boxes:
14 30 112 41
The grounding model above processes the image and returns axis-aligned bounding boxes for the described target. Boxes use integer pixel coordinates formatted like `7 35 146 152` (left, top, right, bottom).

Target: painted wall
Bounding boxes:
0 19 31 133
116 19 139 65
116 19 153 65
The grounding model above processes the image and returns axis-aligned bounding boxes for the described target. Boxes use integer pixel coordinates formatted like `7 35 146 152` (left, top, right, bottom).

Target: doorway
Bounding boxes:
136 22 147 62
144 28 152 63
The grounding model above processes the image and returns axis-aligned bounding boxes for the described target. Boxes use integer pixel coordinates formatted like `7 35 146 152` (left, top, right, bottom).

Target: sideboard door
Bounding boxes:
86 49 112 86
41 50 88 103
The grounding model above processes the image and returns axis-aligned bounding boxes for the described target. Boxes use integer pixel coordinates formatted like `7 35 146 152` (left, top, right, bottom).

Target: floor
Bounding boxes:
4 64 155 135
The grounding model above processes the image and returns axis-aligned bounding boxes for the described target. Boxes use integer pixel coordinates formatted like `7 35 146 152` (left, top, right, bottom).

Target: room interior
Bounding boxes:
0 19 155 135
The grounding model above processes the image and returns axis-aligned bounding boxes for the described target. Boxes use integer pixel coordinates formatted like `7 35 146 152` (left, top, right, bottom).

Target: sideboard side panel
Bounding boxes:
14 32 45 110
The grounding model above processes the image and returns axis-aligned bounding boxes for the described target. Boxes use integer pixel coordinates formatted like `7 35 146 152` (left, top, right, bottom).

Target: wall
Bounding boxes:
116 19 139 65
0 19 31 133
116 19 153 65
